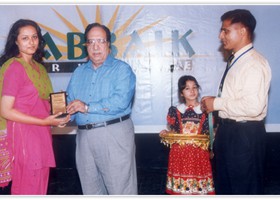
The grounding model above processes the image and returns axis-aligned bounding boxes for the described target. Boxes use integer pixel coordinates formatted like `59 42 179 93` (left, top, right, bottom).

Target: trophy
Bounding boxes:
49 91 68 118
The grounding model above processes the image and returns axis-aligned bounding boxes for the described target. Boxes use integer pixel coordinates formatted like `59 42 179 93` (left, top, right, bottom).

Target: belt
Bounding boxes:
78 114 130 130
219 118 238 124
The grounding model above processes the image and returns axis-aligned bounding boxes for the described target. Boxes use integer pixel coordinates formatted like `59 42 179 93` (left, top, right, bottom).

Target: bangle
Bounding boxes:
84 104 89 113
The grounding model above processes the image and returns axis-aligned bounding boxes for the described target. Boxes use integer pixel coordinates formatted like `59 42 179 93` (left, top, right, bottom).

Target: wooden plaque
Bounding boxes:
50 91 68 118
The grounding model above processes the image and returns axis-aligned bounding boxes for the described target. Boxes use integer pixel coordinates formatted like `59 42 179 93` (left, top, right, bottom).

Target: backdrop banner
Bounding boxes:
0 4 279 133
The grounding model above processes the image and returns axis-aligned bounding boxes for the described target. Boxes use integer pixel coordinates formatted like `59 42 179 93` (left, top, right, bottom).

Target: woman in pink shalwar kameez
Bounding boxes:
0 19 70 195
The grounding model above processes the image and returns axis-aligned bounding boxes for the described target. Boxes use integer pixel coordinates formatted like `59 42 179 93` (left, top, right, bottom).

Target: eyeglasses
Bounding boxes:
86 38 107 46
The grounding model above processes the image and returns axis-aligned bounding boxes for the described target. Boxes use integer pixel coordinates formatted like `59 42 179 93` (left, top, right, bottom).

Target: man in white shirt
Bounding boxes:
201 9 271 194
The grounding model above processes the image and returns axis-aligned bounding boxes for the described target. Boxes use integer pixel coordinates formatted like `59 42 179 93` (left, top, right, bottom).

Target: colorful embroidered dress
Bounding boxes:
164 104 215 195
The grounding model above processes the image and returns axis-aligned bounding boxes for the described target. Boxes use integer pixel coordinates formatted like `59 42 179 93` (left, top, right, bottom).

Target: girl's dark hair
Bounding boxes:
178 75 200 103
84 22 111 48
0 19 45 66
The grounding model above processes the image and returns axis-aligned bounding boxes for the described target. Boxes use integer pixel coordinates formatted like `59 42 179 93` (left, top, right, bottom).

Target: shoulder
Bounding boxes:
167 106 178 117
109 57 136 81
111 56 134 72
247 49 270 68
176 103 186 113
236 49 270 77
4 59 25 74
2 59 28 84
243 50 271 78
169 105 177 112
72 61 91 74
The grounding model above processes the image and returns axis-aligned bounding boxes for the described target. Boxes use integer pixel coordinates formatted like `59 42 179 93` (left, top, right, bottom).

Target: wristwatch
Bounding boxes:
84 104 89 113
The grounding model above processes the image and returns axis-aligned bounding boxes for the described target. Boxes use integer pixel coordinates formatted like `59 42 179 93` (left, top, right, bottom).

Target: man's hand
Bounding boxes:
67 100 88 114
201 96 215 113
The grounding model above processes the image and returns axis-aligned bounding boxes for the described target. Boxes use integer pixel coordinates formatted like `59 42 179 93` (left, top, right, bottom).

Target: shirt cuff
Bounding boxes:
89 103 103 113
214 97 223 110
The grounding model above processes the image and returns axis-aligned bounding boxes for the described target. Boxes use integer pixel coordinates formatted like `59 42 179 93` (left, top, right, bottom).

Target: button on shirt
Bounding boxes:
214 43 271 121
66 54 136 125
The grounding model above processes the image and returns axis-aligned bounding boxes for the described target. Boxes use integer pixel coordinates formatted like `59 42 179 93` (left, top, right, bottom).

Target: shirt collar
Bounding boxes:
177 103 203 114
232 43 253 62
86 54 114 70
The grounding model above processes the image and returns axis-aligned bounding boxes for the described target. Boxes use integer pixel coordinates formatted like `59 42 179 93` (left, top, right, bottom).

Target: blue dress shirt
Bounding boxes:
66 54 136 125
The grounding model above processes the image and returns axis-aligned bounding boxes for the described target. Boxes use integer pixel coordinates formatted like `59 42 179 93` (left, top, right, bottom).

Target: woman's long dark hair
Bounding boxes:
0 19 45 66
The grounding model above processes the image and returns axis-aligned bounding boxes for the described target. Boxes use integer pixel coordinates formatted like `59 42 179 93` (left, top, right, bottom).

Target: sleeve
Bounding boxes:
201 113 210 135
2 62 25 97
167 106 180 132
66 69 77 121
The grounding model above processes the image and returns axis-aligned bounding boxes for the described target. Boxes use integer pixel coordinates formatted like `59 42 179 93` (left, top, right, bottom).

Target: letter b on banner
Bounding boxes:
67 32 87 60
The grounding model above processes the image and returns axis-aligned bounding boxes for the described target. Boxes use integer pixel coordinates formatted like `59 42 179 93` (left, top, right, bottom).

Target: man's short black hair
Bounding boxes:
221 9 256 39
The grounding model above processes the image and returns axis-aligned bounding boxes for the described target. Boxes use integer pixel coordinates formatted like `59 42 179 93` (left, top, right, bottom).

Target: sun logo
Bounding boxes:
37 5 166 61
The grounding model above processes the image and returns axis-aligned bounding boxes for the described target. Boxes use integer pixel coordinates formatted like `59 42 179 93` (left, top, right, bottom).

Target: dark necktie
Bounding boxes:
218 54 234 96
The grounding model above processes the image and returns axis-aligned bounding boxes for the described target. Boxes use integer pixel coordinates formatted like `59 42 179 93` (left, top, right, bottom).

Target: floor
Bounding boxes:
1 133 280 195
47 160 280 195
46 167 168 195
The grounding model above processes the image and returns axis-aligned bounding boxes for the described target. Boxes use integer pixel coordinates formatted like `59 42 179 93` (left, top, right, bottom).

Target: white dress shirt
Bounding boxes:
214 43 271 122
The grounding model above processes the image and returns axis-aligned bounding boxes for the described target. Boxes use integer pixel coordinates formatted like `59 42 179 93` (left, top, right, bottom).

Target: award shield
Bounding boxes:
50 91 68 118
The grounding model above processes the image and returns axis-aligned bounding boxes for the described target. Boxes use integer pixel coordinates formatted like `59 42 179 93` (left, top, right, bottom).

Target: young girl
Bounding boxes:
160 75 215 195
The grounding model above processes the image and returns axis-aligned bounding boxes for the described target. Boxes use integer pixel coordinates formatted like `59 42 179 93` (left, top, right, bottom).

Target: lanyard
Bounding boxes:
218 46 254 97
208 112 214 151
228 46 254 69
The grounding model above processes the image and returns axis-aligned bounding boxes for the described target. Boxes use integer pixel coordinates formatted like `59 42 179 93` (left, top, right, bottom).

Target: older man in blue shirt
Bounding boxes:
66 22 137 195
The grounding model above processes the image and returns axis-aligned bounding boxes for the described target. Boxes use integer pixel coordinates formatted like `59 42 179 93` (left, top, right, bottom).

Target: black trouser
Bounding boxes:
213 119 266 194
